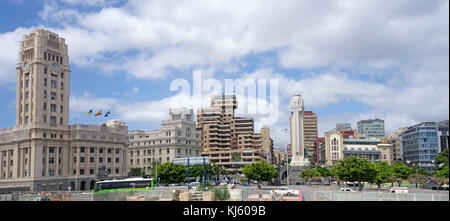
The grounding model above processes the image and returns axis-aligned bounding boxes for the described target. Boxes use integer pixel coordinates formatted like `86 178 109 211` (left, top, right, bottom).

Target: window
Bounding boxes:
60 105 63 113
80 169 85 175
43 103 47 111
50 116 56 125
108 158 111 163
25 80 29 88
44 78 47 86
115 149 120 154
49 147 54 153
90 148 95 153
60 117 63 125
115 158 119 163
90 169 94 175
61 72 64 78
25 91 29 99
44 52 47 60
51 92 56 100
99 157 103 163
50 104 56 112
44 90 47 98
80 147 85 153
51 80 57 88
49 157 54 164
44 67 47 74
90 157 94 163
73 157 77 163
80 157 85 163
61 82 64 89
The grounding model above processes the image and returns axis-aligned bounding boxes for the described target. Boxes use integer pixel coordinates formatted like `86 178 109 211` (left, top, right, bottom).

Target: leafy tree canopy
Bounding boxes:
242 160 277 182
128 167 145 177
332 157 377 186
299 169 321 180
372 161 394 188
392 162 411 180
158 163 187 185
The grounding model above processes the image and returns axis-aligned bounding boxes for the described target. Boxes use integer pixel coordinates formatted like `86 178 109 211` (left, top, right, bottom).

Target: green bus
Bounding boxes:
94 178 154 194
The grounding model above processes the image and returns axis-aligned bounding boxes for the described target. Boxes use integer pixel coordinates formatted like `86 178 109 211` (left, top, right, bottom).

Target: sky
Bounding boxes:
0 0 448 147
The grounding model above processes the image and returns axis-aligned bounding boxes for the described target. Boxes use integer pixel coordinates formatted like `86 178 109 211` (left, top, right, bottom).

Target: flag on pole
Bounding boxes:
87 109 93 115
104 111 111 117
95 110 103 116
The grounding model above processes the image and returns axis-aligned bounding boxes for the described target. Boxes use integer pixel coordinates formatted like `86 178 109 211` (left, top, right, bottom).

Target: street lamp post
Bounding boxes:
287 145 290 186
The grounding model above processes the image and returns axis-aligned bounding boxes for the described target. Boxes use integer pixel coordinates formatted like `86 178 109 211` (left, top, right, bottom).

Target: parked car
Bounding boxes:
273 187 298 196
338 188 356 192
219 182 228 186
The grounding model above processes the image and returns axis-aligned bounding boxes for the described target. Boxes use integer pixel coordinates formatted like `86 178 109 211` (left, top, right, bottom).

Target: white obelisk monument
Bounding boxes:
289 94 310 167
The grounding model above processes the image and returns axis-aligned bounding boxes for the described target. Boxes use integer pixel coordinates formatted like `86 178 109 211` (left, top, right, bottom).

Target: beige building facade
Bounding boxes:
319 130 394 167
127 108 202 173
319 131 344 167
387 128 407 162
0 29 129 192
198 95 267 170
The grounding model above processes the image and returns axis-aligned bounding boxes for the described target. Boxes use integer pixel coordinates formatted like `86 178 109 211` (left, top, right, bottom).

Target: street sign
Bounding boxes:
173 157 209 165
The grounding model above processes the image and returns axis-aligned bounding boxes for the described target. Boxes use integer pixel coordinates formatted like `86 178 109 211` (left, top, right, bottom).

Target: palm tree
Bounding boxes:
231 152 241 162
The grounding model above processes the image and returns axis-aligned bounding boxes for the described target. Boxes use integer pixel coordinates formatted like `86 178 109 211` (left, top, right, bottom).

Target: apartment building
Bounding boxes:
304 111 318 164
198 95 266 170
127 108 201 174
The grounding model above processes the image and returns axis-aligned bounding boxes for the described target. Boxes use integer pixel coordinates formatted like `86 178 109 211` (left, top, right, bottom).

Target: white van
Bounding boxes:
389 187 409 194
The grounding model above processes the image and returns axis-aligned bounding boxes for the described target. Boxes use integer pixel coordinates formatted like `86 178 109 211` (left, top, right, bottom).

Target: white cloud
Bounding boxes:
0 27 34 84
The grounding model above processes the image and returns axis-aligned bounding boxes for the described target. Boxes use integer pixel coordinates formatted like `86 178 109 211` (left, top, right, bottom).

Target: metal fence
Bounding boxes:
93 187 187 201
309 190 449 201
0 187 188 201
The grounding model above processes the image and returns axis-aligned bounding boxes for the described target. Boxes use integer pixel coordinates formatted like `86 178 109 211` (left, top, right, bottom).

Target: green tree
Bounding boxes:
332 157 377 191
189 165 203 178
128 167 145 177
435 148 449 167
231 152 241 162
214 188 230 201
372 161 393 189
299 169 321 184
242 160 277 188
435 148 449 174
158 163 187 185
313 165 332 178
392 162 411 187
436 165 449 179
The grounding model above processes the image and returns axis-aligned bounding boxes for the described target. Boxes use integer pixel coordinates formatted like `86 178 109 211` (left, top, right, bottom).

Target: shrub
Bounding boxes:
214 188 230 201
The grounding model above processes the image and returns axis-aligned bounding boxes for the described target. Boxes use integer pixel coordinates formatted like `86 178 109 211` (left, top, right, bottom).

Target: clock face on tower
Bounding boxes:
23 62 29 71
52 63 58 71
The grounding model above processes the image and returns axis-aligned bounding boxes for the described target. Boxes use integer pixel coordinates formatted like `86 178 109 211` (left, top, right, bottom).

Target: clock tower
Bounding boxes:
16 29 70 127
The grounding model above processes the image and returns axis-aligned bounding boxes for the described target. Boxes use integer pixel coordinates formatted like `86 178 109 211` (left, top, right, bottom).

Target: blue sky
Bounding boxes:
0 0 448 146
